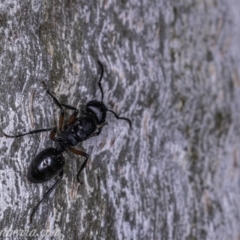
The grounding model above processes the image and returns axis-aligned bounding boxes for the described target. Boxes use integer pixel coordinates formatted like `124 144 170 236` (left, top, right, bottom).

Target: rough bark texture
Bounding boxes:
0 0 240 239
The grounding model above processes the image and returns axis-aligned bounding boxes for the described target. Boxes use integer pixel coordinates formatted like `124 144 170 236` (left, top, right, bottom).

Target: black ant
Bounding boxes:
3 61 131 223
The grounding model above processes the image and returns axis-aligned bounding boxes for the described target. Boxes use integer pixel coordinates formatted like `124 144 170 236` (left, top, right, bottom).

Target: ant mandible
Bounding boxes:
3 61 131 223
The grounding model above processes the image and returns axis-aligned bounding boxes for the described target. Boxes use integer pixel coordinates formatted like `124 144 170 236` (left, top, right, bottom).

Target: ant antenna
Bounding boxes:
97 61 104 102
97 60 132 129
107 109 132 128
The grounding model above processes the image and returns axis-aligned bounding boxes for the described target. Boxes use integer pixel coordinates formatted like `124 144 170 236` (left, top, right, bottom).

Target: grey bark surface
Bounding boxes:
0 0 240 239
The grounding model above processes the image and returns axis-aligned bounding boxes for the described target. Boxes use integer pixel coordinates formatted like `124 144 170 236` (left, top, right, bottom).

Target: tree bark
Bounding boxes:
0 0 240 239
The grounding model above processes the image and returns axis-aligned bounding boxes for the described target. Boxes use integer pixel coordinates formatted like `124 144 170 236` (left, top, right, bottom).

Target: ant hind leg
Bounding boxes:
29 170 64 223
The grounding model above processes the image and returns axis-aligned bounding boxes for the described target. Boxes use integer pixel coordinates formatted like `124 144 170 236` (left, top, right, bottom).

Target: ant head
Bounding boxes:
85 100 107 125
86 61 131 128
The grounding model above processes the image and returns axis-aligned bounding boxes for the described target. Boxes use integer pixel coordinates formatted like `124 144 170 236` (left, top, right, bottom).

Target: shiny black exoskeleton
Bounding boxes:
3 61 131 223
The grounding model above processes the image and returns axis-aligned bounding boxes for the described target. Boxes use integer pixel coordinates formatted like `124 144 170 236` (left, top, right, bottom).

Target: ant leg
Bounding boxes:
58 110 64 132
61 103 79 125
3 128 53 138
49 127 57 141
42 82 80 128
69 147 89 182
107 109 132 128
30 170 64 224
88 122 108 139
97 61 104 102
42 81 64 131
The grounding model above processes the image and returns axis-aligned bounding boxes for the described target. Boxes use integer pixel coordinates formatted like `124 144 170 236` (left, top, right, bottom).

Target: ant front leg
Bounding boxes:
61 103 79 126
88 122 108 139
69 147 89 182
42 81 65 132
42 82 79 129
